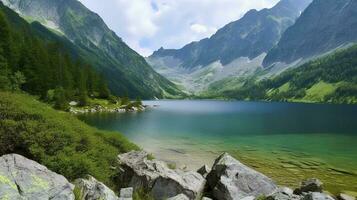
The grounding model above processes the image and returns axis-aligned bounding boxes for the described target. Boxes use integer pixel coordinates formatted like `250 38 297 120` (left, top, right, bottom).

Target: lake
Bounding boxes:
79 100 357 193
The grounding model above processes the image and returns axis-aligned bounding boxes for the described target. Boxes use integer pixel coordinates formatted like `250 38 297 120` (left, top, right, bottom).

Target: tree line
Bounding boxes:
0 9 111 109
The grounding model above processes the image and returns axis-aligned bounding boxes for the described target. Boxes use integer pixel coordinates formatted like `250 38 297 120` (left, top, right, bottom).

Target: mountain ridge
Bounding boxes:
263 0 357 67
1 0 183 99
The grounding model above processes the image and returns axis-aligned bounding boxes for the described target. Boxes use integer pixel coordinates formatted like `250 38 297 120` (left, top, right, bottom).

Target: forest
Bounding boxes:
0 6 111 110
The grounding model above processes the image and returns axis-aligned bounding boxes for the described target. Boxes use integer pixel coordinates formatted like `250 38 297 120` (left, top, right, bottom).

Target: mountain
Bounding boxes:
147 0 311 93
263 0 357 67
206 44 357 104
1 0 182 99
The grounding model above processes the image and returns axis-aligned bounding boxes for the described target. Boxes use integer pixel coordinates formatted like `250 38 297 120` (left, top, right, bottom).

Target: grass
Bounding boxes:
303 81 337 102
0 91 138 189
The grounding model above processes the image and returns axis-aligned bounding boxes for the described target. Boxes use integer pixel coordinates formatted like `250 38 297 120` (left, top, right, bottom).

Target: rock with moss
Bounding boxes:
206 153 278 200
117 151 206 200
74 175 119 200
0 154 74 200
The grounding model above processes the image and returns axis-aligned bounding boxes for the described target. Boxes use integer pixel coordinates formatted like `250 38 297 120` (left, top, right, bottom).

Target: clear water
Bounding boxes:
79 100 357 192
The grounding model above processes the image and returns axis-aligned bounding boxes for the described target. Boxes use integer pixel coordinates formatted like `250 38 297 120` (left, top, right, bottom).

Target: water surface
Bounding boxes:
79 100 357 193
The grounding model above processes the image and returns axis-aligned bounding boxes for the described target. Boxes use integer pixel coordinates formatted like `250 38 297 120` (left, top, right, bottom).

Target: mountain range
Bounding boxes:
0 0 182 99
147 0 312 93
148 0 357 97
263 0 357 67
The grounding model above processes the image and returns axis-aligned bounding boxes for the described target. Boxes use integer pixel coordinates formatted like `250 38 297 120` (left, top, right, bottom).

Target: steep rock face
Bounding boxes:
0 154 74 200
1 0 181 98
149 0 311 70
206 153 278 200
263 0 357 67
117 151 206 200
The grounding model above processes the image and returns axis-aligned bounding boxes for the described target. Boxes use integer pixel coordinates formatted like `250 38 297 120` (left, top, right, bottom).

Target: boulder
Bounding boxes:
117 151 206 200
0 154 74 200
338 194 356 200
197 165 211 178
294 179 323 194
167 194 190 200
119 187 133 200
267 187 300 200
206 153 278 200
302 192 334 200
202 197 213 200
74 175 119 200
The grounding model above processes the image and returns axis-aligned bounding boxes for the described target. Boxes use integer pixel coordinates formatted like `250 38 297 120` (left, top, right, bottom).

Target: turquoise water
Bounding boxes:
79 100 357 192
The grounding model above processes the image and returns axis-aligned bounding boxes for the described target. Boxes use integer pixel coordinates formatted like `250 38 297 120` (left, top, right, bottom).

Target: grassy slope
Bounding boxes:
203 45 357 104
0 92 138 189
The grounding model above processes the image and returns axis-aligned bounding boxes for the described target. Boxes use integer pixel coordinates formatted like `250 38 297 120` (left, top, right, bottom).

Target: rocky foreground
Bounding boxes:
0 152 355 200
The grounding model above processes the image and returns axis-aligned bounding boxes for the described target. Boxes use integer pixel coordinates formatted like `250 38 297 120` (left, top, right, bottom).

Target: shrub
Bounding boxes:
0 92 138 188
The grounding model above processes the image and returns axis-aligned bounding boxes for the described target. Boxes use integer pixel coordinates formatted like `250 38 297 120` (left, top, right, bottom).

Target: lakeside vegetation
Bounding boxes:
0 91 138 189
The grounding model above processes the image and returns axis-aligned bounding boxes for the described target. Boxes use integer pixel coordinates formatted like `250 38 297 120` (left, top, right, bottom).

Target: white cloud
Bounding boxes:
78 0 279 56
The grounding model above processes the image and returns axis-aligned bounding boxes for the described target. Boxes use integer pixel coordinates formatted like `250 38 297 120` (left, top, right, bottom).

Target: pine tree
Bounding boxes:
54 87 68 110
98 78 110 99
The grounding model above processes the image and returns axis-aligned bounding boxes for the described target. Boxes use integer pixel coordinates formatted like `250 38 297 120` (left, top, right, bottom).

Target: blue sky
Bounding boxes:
78 0 279 56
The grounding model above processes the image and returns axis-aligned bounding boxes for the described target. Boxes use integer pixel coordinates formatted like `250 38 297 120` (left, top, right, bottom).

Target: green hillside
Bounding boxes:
0 3 115 109
0 91 137 189
204 45 357 104
0 0 183 99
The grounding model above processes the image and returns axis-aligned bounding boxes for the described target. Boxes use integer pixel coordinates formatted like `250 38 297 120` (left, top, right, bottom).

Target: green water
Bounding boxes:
79 100 357 193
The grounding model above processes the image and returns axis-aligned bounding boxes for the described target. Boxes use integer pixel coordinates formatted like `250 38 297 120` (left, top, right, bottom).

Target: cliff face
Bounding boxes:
1 0 182 98
263 0 357 67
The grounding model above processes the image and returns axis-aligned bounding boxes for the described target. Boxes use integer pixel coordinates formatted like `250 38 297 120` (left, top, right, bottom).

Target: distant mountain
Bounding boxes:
147 0 311 93
212 44 357 104
1 0 182 99
149 0 311 69
263 0 357 67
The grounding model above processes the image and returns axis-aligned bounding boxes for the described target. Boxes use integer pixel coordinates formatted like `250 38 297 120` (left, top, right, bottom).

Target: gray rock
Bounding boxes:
197 165 211 178
119 187 133 200
202 197 213 200
241 196 256 200
302 192 334 200
167 194 190 200
294 179 323 194
338 194 356 200
206 153 278 200
117 151 206 200
267 187 300 200
74 175 119 200
0 154 74 200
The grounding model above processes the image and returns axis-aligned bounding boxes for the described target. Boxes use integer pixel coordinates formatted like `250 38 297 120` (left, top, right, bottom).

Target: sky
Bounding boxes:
78 0 279 56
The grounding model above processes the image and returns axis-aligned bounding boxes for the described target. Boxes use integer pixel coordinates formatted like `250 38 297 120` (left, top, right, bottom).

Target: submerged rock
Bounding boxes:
294 179 323 194
74 175 119 200
206 153 278 200
117 151 206 200
338 193 356 200
0 154 74 200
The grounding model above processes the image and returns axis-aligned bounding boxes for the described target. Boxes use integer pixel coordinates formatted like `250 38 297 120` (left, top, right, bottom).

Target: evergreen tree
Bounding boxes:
98 78 110 99
54 87 68 110
10 71 26 91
